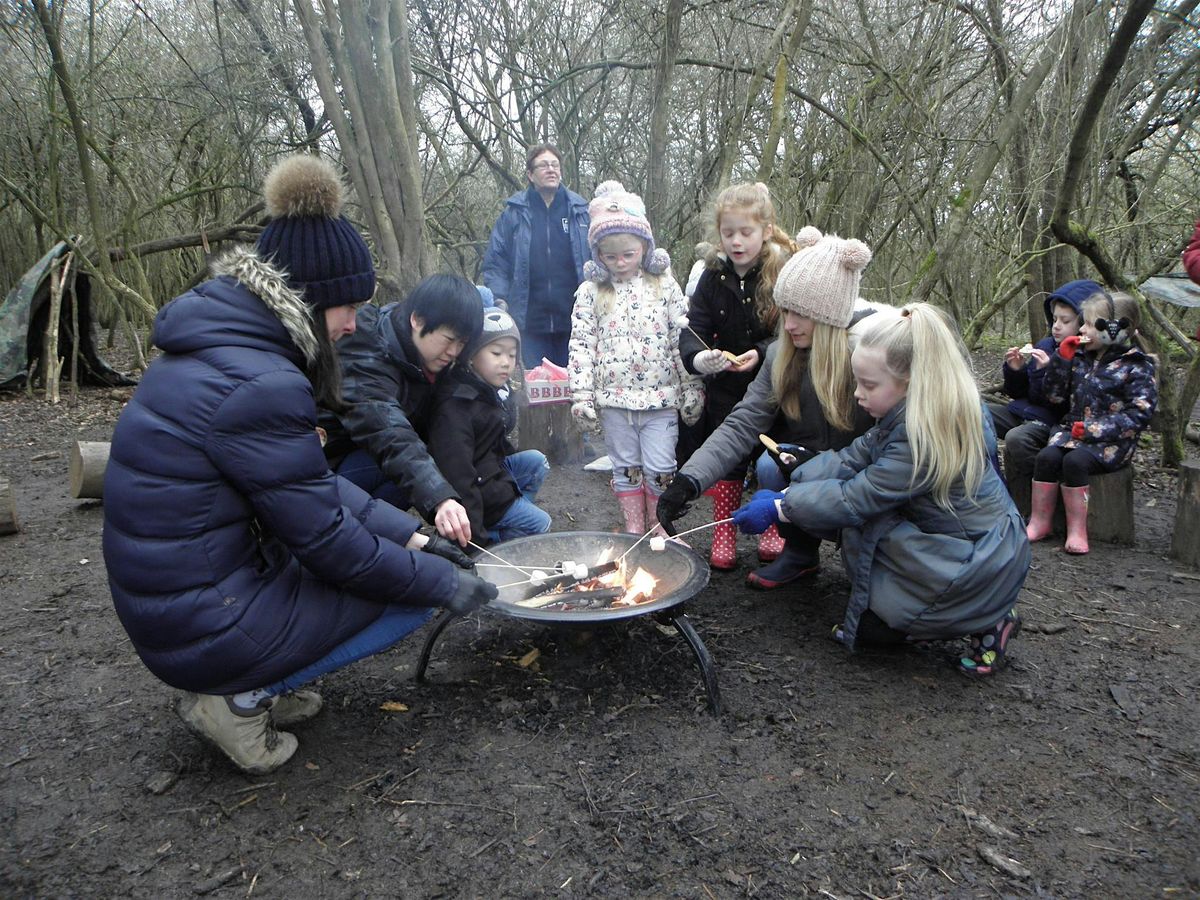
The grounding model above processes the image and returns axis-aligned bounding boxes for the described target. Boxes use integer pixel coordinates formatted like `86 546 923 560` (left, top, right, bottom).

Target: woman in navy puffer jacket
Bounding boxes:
103 156 496 774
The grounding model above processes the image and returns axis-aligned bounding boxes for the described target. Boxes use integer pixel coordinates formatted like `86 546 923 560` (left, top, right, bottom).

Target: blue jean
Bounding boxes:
259 603 434 697
334 448 410 510
489 450 551 542
755 450 787 491
522 331 570 369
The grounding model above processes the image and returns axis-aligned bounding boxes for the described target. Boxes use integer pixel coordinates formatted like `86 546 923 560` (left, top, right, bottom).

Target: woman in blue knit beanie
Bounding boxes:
103 155 497 774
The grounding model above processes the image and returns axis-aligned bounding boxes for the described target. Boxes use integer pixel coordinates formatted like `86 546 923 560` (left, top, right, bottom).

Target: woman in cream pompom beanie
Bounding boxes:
773 226 872 328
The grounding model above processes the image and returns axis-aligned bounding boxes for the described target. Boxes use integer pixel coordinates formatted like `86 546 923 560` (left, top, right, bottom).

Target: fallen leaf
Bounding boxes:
380 701 410 712
305 761 320 770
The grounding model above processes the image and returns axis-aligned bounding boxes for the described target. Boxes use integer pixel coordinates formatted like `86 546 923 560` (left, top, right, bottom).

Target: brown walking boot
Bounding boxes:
177 692 298 775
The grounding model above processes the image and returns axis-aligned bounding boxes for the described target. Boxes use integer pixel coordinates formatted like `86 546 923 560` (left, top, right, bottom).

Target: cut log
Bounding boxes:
0 478 18 535
1170 461 1200 569
1003 446 1135 546
517 401 584 467
70 440 110 499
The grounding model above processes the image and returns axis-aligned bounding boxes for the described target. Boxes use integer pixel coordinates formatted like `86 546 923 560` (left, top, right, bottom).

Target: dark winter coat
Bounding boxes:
427 368 520 544
481 186 590 332
1000 336 1063 426
1041 344 1157 469
679 304 890 491
102 248 458 695
998 286 1087 426
320 303 459 519
679 256 777 428
786 403 1029 648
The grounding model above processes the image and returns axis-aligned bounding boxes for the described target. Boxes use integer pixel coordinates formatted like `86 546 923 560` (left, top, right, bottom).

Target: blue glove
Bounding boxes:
731 490 786 535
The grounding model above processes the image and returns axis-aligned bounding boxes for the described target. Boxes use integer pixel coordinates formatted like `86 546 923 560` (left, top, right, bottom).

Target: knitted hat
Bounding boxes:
1043 279 1102 325
583 180 670 282
466 309 521 362
772 226 872 327
255 155 375 311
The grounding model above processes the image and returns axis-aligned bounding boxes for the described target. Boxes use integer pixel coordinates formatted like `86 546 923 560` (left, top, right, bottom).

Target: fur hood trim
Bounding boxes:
211 246 319 363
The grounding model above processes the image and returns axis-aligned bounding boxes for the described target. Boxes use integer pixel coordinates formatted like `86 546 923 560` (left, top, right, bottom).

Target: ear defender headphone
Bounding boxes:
1092 289 1131 344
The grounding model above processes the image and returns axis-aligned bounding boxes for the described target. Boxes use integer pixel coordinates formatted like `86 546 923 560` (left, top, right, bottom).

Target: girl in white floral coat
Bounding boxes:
569 181 703 534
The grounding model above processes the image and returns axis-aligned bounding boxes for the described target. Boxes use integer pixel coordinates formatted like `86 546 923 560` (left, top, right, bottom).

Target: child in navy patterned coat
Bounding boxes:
1027 290 1157 555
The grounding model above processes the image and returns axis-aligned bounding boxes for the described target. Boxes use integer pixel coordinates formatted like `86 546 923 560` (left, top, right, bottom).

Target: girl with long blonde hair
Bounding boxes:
730 303 1031 677
659 227 889 589
677 183 799 569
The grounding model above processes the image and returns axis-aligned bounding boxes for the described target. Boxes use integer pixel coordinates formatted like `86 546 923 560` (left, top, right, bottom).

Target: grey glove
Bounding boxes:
423 534 475 570
442 570 498 615
692 349 730 375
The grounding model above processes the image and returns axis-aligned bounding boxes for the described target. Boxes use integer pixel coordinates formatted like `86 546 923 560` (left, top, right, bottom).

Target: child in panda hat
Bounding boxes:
428 309 552 545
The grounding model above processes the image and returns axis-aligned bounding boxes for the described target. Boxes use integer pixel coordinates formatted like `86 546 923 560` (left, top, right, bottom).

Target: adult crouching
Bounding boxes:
102 156 496 775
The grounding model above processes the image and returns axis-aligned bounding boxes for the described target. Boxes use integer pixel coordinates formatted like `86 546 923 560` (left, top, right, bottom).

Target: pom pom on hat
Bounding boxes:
263 156 346 218
773 228 872 328
585 180 660 281
255 154 375 311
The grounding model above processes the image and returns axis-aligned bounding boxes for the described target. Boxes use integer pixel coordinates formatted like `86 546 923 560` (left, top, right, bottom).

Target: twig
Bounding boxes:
1065 612 1160 633
468 541 535 575
469 836 501 858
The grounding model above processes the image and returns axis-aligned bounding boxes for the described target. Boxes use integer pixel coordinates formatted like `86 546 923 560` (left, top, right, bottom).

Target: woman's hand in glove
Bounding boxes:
442 570 498 615
655 474 701 535
423 534 476 569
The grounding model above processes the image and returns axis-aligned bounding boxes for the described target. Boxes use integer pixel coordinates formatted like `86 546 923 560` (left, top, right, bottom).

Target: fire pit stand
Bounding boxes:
414 531 720 714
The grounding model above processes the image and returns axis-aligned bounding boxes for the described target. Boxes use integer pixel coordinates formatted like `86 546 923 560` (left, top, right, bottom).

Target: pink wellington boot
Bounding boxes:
615 488 645 535
1061 484 1090 554
642 487 687 547
1025 480 1059 543
757 524 785 562
708 479 743 570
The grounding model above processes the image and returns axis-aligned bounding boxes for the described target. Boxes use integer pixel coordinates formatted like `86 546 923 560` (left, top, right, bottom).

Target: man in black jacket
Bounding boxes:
322 275 484 545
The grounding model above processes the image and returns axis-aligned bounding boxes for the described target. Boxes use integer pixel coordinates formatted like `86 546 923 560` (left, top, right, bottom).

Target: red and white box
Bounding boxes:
523 358 571 406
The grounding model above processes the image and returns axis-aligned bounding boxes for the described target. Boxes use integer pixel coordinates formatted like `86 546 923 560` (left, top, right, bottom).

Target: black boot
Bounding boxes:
746 527 820 590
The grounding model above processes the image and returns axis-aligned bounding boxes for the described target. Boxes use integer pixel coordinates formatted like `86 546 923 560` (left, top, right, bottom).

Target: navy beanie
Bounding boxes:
1044 279 1103 324
255 156 376 311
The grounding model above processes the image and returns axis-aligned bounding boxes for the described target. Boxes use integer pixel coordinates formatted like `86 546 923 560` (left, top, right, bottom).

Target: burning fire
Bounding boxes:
587 548 659 606
514 546 660 611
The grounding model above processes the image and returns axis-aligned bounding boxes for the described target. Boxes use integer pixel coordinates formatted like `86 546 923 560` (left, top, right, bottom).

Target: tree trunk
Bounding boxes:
644 0 684 230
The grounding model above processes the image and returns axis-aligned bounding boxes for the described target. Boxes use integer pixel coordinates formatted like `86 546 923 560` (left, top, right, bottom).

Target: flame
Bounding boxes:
615 566 658 606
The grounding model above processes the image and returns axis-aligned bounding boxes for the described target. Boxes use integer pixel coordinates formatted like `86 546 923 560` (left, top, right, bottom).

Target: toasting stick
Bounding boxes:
519 560 621 600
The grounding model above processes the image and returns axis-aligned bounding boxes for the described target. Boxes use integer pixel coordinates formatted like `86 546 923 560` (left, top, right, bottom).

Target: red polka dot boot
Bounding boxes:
757 524 785 562
708 479 743 571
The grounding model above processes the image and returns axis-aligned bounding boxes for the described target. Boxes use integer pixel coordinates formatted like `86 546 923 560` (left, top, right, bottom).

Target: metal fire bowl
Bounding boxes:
480 531 710 624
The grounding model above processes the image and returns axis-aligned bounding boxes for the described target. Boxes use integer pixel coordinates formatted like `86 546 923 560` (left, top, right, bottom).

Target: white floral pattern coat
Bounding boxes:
568 272 701 416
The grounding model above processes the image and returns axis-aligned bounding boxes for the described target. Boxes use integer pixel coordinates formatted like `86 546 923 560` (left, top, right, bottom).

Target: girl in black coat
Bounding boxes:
678 183 797 570
428 310 551 545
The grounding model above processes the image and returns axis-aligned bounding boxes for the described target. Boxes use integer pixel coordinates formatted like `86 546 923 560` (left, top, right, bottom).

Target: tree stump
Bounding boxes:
1003 446 1135 546
1170 461 1200 569
70 440 110 499
517 402 584 467
0 478 18 535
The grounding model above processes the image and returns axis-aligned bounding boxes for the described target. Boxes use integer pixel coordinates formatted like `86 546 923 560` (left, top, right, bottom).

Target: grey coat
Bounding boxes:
784 402 1029 649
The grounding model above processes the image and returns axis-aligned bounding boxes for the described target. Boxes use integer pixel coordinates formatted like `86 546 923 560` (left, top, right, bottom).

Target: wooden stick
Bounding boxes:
669 517 736 540
467 541 536 575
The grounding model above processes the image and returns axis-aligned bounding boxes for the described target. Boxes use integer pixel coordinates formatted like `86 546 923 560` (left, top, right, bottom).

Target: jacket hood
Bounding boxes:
154 247 320 365
1043 279 1101 326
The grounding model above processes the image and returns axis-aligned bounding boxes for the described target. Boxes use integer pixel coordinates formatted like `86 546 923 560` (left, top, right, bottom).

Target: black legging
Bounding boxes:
1033 445 1105 487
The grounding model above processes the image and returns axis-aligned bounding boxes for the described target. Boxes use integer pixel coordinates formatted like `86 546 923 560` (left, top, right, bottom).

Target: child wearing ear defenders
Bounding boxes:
1027 290 1157 555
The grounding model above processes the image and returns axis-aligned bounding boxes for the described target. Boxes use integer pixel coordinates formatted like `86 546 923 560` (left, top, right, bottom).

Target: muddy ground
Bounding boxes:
2 359 1199 899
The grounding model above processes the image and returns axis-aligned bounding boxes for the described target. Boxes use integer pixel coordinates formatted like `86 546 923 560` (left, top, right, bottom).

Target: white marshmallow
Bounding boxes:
573 564 589 580
559 559 575 573
530 569 548 585
649 536 667 552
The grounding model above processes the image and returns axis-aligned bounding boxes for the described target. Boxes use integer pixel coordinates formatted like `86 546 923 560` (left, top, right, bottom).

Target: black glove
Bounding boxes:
768 443 816 479
442 570 498 615
423 534 475 570
656 474 701 536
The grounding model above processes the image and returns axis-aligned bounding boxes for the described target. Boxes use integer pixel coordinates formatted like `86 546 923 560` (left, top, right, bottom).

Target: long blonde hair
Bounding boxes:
856 303 986 508
770 319 859 432
708 183 797 331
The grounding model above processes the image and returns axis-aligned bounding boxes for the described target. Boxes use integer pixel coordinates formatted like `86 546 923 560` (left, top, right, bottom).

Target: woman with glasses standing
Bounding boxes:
482 144 591 368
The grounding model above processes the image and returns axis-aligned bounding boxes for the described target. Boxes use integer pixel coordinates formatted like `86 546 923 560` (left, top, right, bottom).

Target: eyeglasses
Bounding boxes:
531 160 561 171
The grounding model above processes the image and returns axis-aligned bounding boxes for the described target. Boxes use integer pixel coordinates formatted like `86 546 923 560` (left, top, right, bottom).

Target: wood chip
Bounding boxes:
517 648 541 668
379 701 409 712
977 844 1031 880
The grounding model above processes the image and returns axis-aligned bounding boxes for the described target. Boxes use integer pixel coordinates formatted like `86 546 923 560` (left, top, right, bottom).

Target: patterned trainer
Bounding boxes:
958 609 1022 678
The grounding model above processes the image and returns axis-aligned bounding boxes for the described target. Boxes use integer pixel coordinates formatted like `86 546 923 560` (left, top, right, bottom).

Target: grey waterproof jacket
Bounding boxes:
784 402 1030 648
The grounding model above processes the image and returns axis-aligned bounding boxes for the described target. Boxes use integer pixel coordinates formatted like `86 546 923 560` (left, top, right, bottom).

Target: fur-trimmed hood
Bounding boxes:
154 246 320 364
